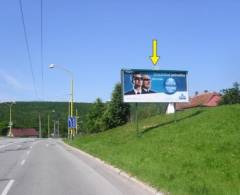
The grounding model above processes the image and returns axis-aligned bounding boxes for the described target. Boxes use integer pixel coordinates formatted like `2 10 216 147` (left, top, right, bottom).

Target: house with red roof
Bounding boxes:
9 128 39 137
176 92 221 110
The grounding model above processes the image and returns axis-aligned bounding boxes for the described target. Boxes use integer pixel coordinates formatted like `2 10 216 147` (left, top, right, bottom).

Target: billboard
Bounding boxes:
121 69 189 103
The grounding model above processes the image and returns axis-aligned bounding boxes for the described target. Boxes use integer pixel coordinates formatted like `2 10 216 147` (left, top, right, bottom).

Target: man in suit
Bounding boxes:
142 74 156 94
124 73 143 95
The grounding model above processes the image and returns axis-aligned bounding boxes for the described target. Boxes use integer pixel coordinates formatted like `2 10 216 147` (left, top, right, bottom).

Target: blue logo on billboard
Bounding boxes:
179 93 186 100
164 78 177 94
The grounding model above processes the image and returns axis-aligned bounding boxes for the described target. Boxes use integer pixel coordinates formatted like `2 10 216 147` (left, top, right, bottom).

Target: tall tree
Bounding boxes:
103 83 130 129
0 121 8 136
220 82 240 105
86 98 106 133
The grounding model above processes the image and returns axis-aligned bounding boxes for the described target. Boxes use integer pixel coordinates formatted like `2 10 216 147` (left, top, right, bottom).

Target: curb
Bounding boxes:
62 141 165 195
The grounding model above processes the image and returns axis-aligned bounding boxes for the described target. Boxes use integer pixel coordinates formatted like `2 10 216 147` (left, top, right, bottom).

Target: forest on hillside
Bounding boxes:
0 102 92 137
0 101 167 137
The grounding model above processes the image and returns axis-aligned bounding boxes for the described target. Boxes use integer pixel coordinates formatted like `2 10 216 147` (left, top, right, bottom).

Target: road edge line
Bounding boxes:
1 180 14 195
20 159 26 166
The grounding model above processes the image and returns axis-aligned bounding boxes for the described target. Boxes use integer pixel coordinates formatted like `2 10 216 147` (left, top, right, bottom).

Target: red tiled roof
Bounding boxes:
176 92 221 110
11 128 39 137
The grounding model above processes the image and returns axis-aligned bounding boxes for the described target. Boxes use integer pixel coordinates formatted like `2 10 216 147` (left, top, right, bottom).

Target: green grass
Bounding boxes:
66 104 240 195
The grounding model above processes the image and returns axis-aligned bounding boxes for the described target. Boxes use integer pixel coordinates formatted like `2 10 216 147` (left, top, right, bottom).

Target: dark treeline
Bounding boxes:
0 102 92 137
0 99 166 136
0 86 167 136
220 82 240 105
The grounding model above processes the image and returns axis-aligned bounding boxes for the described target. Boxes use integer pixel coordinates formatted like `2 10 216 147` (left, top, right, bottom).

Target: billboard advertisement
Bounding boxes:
121 69 189 103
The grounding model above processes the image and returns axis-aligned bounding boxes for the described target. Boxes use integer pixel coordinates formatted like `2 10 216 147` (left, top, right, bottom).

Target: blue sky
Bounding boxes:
0 0 239 102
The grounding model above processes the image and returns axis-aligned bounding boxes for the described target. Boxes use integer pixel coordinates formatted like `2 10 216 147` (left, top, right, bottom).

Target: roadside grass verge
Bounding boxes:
66 104 240 195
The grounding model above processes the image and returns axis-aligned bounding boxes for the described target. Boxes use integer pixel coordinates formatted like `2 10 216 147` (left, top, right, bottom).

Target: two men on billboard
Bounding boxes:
122 69 188 103
124 72 155 95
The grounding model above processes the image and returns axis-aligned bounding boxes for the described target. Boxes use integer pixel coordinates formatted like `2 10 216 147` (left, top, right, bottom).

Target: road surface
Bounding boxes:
0 138 154 195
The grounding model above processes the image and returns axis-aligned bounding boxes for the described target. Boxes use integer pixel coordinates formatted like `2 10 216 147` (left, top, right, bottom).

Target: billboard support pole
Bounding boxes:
174 103 177 123
135 103 139 136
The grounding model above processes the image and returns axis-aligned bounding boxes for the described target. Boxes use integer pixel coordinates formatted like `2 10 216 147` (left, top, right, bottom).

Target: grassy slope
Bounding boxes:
67 105 240 195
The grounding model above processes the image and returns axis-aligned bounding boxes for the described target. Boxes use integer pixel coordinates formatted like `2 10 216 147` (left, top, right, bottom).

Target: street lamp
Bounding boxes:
49 64 75 139
48 109 55 138
1 101 16 137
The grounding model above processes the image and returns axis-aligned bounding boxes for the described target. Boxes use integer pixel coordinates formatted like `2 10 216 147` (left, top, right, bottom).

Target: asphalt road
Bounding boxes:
0 138 154 195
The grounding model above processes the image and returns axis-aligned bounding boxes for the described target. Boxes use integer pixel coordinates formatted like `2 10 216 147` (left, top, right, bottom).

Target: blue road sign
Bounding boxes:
68 116 76 128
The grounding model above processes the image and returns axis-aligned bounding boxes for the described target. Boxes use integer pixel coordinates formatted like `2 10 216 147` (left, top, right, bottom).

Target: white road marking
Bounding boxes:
1 179 14 195
0 143 16 149
30 146 33 149
26 150 30 155
20 159 26 166
46 144 49 147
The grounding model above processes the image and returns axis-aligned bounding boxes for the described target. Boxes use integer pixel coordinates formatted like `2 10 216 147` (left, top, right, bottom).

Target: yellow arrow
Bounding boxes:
150 39 160 65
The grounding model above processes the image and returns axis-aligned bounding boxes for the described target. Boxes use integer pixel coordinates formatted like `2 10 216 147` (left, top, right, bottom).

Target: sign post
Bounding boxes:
68 116 76 139
121 69 189 135
135 103 139 136
174 102 177 123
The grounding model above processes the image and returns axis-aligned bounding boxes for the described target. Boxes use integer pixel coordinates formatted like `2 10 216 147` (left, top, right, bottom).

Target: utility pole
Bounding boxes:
68 101 70 139
71 79 74 139
6 101 15 137
76 108 78 136
48 114 50 138
53 120 56 138
57 120 60 137
48 110 55 138
39 113 42 138
49 64 74 139
9 104 13 137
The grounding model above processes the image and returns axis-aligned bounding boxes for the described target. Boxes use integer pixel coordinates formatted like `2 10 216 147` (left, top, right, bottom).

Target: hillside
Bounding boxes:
0 101 167 137
67 104 240 195
0 102 92 136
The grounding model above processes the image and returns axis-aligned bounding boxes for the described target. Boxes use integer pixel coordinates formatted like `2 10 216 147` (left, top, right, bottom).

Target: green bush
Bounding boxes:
103 83 130 129
220 82 240 105
85 83 130 133
86 98 106 133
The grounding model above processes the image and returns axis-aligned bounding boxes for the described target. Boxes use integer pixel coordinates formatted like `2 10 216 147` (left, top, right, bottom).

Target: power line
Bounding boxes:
40 0 45 100
18 0 39 99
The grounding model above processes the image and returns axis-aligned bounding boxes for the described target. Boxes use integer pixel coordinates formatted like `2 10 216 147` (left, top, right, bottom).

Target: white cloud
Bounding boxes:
0 70 31 91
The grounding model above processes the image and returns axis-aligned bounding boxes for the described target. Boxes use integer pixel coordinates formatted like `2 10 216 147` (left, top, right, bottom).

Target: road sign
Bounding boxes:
68 117 76 128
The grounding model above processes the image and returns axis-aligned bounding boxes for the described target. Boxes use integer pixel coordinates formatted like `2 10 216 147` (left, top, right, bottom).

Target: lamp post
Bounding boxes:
9 102 15 137
49 64 75 139
1 101 16 137
48 109 55 138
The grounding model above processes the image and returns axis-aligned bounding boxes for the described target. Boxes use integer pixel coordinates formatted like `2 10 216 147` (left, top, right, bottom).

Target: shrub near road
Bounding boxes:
68 104 240 195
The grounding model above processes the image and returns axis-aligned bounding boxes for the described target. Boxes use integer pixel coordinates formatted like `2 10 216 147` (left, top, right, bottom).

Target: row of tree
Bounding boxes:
0 102 92 136
85 83 130 133
0 84 166 136
2 82 237 136
220 82 240 105
84 83 167 134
